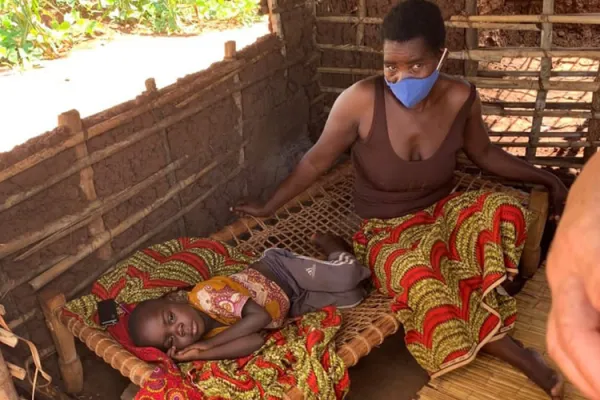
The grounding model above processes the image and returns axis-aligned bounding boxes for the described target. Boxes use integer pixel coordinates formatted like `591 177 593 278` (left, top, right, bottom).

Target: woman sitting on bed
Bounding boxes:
232 0 568 397
128 233 370 361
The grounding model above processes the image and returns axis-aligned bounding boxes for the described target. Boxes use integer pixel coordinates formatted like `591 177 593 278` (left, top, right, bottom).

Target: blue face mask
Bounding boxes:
385 48 448 108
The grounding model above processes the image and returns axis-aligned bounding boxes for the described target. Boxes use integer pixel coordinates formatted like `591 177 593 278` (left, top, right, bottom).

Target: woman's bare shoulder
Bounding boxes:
332 76 377 112
439 74 474 108
346 76 378 98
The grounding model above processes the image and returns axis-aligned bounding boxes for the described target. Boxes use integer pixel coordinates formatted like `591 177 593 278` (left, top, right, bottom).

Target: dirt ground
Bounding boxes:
348 329 429 400
0 20 269 154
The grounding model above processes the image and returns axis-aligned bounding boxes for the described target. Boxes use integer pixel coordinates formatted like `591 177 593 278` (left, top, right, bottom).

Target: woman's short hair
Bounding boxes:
382 0 446 52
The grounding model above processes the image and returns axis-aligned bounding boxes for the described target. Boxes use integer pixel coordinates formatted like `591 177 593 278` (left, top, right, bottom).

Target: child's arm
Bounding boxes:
172 333 265 361
201 299 272 349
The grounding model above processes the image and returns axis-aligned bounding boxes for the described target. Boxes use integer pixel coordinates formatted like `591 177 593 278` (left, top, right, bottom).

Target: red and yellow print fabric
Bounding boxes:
353 190 530 378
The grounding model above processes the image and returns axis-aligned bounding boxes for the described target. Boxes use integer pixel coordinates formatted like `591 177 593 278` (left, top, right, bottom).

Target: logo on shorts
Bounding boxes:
306 264 316 278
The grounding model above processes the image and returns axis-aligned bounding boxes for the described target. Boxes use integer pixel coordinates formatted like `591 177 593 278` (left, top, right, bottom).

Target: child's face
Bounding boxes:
135 299 206 351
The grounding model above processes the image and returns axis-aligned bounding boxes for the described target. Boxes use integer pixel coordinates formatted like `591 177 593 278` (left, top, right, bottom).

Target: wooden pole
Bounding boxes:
8 310 37 332
0 53 301 214
39 290 83 394
315 15 541 30
483 101 591 110
3 156 188 262
317 66 597 78
585 72 600 160
224 41 237 60
447 21 540 31
0 327 18 347
457 77 600 91
315 43 600 61
464 0 479 77
229 47 248 199
481 107 599 118
356 0 366 47
522 188 549 277
147 77 188 240
450 13 600 24
67 165 245 299
478 70 597 78
447 48 600 61
159 134 187 239
269 0 288 80
173 51 302 111
0 348 18 400
490 131 584 138
7 363 26 381
0 47 276 186
60 110 112 260
457 153 585 169
224 40 247 198
527 0 554 161
322 97 599 117
496 141 600 148
144 78 157 94
28 145 244 291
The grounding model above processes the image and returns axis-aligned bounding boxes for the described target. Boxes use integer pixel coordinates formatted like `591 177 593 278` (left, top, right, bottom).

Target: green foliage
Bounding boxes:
0 0 260 68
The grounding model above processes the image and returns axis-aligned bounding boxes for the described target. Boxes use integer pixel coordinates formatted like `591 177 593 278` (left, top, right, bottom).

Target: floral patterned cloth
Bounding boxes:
188 267 290 334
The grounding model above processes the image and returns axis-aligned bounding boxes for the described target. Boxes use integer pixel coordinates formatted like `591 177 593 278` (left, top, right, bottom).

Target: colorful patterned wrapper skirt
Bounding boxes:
353 190 530 378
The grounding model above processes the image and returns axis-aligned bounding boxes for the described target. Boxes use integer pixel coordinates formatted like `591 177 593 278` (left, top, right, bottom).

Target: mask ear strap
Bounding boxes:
436 48 449 71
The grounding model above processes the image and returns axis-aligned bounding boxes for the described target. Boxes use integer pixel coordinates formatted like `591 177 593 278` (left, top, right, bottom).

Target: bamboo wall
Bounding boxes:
0 1 318 386
310 0 600 170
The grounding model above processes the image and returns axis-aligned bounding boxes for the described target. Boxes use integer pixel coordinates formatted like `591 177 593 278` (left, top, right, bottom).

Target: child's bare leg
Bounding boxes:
483 336 564 399
311 232 353 256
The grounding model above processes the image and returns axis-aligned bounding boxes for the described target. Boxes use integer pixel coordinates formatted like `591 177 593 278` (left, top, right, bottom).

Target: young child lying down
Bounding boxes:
127 233 371 362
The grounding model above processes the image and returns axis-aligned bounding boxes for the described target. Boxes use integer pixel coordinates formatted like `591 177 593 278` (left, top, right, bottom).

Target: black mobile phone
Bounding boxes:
97 299 119 327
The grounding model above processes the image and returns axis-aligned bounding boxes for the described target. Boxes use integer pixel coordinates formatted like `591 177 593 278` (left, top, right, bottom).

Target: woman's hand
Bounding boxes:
549 180 568 220
231 201 273 218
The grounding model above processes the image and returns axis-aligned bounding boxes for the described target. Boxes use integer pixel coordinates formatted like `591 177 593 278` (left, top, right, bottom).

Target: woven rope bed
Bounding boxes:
41 161 552 399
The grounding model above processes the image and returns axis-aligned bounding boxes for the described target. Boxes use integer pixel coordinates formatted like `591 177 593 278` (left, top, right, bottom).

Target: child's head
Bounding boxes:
128 295 206 351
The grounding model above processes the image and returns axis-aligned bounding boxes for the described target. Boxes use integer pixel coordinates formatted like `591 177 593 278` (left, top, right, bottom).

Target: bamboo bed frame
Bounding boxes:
40 162 549 399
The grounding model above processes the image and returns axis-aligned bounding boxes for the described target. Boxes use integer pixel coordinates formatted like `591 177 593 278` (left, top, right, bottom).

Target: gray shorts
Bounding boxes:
258 248 371 317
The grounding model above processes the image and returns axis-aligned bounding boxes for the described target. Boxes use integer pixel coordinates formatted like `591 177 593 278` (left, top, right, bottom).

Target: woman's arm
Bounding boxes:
173 333 265 361
462 93 568 214
233 81 371 217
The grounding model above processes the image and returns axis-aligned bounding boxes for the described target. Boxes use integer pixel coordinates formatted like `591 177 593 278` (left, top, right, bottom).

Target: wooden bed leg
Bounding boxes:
39 290 83 394
0 347 19 400
521 188 549 278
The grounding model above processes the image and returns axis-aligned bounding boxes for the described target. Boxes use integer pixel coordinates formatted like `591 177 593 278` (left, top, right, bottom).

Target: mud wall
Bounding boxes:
479 0 600 48
0 6 316 390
